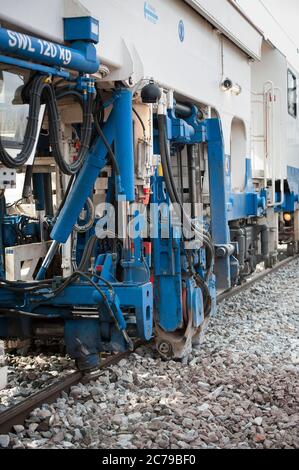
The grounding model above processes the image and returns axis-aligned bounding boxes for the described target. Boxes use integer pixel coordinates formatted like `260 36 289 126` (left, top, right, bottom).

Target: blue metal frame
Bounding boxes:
1 9 286 365
0 254 153 369
51 89 133 245
275 166 299 214
166 108 268 290
0 83 154 369
276 192 299 213
0 21 99 75
151 174 184 332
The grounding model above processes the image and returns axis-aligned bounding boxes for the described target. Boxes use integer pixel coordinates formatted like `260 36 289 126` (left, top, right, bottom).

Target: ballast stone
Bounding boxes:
0 434 10 448
0 341 7 390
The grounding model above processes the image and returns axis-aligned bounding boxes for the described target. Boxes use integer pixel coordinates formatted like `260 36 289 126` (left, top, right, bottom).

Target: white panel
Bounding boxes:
0 0 91 41
5 242 51 281
0 0 65 42
250 41 299 181
237 0 299 73
0 0 254 153
184 0 262 60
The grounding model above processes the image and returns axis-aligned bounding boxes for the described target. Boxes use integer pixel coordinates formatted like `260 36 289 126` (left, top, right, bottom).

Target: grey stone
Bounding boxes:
29 423 39 432
0 435 10 448
13 425 25 433
253 417 263 426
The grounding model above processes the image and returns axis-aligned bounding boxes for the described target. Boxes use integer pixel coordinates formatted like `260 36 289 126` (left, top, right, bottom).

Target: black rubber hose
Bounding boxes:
93 95 121 176
0 77 94 175
0 308 60 319
0 75 46 168
44 173 54 217
158 115 212 243
45 86 94 175
133 108 146 135
78 234 98 271
22 165 34 199
187 145 198 219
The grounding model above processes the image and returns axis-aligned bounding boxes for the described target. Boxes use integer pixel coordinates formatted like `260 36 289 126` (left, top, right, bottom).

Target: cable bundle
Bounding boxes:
0 75 94 175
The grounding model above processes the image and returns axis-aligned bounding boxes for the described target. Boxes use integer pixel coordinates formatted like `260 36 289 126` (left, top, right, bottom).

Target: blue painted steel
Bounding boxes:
2 216 39 247
0 278 153 344
51 89 129 244
186 278 204 328
116 284 153 341
168 104 267 225
287 165 299 195
228 192 266 221
275 191 299 213
114 88 135 202
51 109 116 243
205 119 232 290
0 25 99 74
161 108 269 292
151 174 184 332
227 158 266 221
94 254 116 282
274 166 299 213
64 17 99 44
168 104 205 145
0 54 71 79
167 109 195 143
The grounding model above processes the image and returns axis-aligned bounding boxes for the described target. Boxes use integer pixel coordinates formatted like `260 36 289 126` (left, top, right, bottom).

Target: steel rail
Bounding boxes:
217 254 299 304
0 341 145 434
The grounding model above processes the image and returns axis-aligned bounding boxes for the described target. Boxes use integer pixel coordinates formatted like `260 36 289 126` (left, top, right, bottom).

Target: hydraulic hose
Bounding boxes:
78 234 98 272
93 94 121 176
45 84 94 175
0 75 46 168
74 197 95 233
0 75 94 175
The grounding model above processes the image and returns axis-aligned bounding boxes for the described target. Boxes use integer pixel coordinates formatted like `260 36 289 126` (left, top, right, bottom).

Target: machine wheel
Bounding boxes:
156 340 173 360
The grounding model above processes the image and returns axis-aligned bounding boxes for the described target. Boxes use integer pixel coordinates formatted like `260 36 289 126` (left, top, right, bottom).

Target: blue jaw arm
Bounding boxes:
35 110 116 281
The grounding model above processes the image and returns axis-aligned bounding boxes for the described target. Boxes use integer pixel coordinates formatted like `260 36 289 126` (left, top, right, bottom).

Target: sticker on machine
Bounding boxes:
178 20 185 42
144 2 159 24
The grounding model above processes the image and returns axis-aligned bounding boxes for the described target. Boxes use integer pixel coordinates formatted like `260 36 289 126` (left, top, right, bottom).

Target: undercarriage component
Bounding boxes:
230 223 270 280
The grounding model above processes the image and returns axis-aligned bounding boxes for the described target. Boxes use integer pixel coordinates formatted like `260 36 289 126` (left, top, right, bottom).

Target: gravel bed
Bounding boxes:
0 352 76 412
0 258 298 449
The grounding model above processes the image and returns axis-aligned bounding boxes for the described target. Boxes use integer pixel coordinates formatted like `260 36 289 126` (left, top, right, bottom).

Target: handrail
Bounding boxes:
263 81 284 208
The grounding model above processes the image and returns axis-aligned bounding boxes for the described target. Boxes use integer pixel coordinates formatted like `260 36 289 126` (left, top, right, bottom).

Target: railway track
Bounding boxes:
217 253 299 303
0 254 298 435
0 342 146 434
